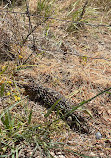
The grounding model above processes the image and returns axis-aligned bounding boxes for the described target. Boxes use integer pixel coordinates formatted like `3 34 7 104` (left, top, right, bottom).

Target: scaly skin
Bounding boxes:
18 82 90 134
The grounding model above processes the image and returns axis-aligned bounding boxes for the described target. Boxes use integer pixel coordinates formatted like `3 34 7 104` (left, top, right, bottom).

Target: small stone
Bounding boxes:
56 152 62 155
59 155 65 158
50 152 55 156
95 131 102 139
90 152 96 156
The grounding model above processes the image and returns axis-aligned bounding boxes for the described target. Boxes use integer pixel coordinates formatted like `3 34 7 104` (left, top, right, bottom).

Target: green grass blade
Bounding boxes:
28 109 32 124
44 98 62 118
0 96 27 119
65 87 111 117
0 83 5 97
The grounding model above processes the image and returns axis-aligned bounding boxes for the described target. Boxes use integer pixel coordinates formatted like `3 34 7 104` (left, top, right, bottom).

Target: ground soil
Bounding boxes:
0 0 111 157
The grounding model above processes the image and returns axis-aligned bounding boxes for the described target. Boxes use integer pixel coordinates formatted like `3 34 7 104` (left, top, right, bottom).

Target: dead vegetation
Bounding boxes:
0 28 14 61
0 0 111 157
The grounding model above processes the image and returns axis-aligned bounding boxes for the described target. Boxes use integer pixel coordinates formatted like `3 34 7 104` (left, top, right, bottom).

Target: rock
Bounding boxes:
95 131 102 139
50 151 55 157
59 155 65 158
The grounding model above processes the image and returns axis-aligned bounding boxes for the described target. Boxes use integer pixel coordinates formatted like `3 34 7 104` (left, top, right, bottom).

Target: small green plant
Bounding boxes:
66 0 88 32
0 99 65 157
1 111 16 137
36 0 53 18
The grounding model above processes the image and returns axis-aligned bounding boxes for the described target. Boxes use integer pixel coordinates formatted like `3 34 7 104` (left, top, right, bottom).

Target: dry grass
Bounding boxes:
0 0 111 157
